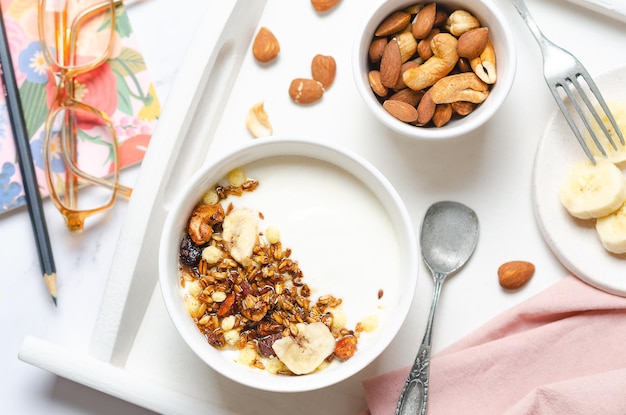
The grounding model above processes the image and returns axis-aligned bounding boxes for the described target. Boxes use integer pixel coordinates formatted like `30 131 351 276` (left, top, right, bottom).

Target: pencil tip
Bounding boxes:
44 273 58 306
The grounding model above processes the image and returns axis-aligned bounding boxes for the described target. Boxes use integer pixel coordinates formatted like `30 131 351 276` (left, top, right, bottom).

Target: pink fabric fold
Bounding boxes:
361 275 626 415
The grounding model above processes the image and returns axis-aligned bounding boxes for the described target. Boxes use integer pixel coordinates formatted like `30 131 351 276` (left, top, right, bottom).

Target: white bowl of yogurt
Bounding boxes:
159 137 417 392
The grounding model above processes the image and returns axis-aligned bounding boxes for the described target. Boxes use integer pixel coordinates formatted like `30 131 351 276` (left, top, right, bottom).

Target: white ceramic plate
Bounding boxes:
532 63 626 296
159 137 418 392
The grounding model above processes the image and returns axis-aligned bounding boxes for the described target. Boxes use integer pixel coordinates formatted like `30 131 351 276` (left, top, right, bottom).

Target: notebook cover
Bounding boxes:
0 0 160 213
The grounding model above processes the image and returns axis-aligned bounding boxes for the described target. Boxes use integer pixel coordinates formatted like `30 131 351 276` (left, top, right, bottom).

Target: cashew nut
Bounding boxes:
402 33 458 91
429 72 489 104
470 40 496 84
246 101 272 138
395 32 418 63
187 203 225 245
446 10 480 36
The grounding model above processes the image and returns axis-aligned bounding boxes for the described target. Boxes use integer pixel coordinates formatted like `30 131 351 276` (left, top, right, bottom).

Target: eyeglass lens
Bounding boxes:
45 105 119 215
40 0 115 71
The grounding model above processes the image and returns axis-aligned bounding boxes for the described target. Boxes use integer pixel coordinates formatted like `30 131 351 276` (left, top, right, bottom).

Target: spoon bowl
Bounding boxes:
421 202 480 277
396 201 479 415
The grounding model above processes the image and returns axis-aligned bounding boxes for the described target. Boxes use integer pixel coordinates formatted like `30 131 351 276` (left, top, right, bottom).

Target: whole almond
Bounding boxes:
432 103 452 127
434 9 448 27
380 38 402 88
375 11 411 37
389 88 424 107
417 28 440 61
368 70 388 97
498 261 535 290
412 2 436 39
383 100 418 123
311 54 336 89
369 37 387 64
393 60 420 90
457 57 472 73
252 27 280 63
451 101 476 116
457 27 489 60
311 0 340 12
416 89 436 125
289 78 324 104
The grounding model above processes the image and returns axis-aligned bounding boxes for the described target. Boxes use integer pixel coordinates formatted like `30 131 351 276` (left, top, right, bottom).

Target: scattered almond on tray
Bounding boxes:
252 27 280 63
498 261 535 290
311 0 341 12
288 54 337 105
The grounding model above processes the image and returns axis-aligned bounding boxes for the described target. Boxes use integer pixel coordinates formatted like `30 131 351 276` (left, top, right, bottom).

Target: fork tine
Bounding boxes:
547 82 598 163
565 75 611 156
581 71 626 146
572 69 620 151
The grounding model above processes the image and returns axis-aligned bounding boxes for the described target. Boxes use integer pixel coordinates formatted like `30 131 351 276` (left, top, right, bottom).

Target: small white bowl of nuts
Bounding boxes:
159 137 417 392
353 0 516 139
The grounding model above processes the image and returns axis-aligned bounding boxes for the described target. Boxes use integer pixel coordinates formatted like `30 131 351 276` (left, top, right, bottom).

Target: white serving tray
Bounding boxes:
19 2 410 414
20 2 271 413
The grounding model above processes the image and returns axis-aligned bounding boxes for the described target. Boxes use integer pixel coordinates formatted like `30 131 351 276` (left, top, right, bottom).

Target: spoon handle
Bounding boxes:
395 275 444 415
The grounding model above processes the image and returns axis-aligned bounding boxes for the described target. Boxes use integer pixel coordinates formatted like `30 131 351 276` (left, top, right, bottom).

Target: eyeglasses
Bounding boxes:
38 0 131 232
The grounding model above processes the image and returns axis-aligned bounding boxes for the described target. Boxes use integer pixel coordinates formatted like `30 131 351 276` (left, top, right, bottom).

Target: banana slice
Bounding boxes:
222 207 259 264
584 100 626 165
596 201 626 254
559 158 626 219
271 322 336 375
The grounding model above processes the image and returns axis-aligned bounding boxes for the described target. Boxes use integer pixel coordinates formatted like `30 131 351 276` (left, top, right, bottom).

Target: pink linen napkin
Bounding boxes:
361 275 626 415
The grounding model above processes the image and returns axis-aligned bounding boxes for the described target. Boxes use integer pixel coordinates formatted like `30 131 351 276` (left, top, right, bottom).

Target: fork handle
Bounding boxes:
510 0 550 48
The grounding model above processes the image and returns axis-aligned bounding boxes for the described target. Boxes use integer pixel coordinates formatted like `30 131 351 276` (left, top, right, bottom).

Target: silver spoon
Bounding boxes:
396 201 479 415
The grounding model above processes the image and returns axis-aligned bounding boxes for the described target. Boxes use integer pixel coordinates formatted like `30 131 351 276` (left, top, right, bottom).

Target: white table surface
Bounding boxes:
2 0 625 414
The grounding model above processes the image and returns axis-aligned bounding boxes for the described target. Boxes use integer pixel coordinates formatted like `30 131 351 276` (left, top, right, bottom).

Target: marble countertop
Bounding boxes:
2 1 625 414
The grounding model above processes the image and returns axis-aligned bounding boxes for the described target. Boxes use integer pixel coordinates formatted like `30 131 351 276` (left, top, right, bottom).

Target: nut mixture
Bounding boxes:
178 168 374 375
367 2 497 128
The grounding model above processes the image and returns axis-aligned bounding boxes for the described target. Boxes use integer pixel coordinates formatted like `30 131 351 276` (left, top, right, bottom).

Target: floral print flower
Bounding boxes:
46 61 117 108
18 41 48 84
137 83 160 122
0 162 24 210
31 132 65 173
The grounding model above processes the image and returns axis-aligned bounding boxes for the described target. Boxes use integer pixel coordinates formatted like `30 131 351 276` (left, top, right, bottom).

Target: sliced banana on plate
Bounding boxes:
559 158 626 220
596 201 626 254
271 322 336 375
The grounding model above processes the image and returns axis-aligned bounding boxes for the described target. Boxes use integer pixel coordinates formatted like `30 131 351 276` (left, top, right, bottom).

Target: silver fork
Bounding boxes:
511 0 624 163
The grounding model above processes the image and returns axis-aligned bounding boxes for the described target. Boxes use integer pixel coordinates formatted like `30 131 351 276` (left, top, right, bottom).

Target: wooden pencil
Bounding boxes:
0 7 57 305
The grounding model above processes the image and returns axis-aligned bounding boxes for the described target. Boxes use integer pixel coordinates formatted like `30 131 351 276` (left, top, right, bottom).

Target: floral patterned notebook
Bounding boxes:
0 0 160 213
